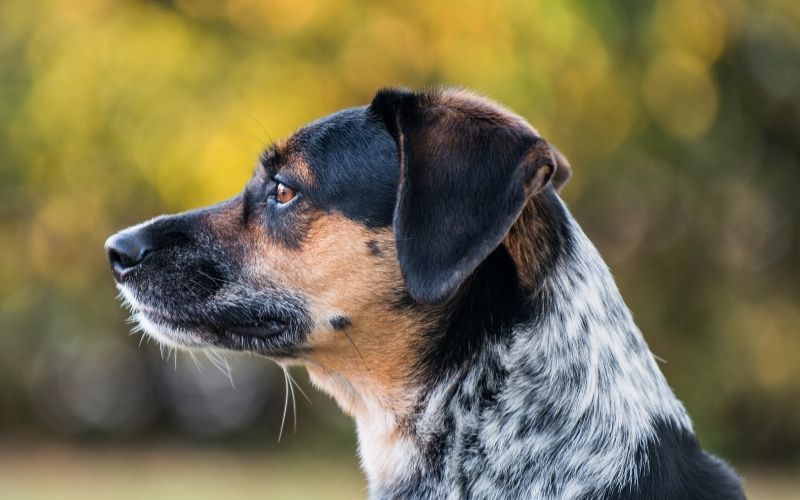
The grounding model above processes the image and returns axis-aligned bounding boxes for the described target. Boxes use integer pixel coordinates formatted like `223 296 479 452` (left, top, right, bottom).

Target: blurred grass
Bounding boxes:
741 468 800 500
1 444 366 500
1 445 798 500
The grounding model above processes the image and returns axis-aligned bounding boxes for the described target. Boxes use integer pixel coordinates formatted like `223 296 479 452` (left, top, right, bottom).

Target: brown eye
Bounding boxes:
275 182 296 204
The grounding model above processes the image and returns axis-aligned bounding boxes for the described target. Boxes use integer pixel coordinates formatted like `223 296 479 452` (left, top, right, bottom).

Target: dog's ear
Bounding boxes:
550 145 572 192
371 87 561 305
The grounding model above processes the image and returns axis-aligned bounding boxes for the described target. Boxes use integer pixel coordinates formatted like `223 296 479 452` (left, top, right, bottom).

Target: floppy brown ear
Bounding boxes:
370 88 561 305
550 145 572 192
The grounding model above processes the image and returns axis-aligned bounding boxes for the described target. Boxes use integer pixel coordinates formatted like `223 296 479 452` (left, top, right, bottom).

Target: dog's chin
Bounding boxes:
134 311 213 350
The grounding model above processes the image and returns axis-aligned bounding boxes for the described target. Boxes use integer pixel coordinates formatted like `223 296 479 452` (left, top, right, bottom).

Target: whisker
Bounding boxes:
189 351 203 373
283 366 297 433
204 351 226 376
222 353 235 389
245 110 274 145
342 329 369 373
285 368 311 404
196 269 235 286
278 367 289 442
205 350 236 389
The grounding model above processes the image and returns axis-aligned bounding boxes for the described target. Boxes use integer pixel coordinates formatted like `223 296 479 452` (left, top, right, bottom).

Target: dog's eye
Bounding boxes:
275 182 297 204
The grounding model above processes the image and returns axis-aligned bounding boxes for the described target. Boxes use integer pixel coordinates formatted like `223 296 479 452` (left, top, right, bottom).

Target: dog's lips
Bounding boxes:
139 308 288 340
222 321 288 338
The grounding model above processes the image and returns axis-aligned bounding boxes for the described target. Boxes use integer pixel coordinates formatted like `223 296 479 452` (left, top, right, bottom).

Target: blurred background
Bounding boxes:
1 0 799 498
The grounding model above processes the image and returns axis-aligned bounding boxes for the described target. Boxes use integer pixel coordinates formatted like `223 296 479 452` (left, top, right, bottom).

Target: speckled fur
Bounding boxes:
362 201 741 499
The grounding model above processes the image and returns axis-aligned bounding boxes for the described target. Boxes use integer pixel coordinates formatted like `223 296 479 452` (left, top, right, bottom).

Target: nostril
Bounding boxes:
108 247 137 268
105 232 150 277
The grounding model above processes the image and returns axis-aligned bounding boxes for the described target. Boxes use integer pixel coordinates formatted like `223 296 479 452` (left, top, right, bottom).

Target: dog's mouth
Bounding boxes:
142 309 289 340
219 321 288 338
118 285 299 352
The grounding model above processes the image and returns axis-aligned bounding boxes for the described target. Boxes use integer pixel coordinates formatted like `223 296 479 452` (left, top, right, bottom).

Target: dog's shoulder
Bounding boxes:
608 418 744 500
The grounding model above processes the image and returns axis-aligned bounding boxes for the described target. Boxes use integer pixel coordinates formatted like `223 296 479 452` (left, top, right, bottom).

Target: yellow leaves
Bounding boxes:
643 0 729 140
652 0 729 63
340 14 431 94
576 77 637 157
28 191 108 289
175 0 324 35
437 34 516 90
727 300 800 391
643 50 719 140
225 0 321 35
144 110 256 212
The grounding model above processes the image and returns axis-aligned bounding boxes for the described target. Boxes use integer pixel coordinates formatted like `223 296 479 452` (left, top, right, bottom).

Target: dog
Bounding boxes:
105 87 744 499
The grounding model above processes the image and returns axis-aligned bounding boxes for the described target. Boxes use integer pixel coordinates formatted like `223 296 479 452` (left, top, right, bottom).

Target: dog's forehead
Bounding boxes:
290 106 400 228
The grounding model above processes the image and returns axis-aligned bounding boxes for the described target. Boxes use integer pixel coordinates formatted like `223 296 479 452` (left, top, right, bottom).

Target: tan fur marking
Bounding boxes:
284 151 315 187
240 212 433 422
504 197 557 290
299 216 430 416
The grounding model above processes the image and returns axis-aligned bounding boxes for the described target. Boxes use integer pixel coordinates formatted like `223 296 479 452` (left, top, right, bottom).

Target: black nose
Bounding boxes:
105 231 150 280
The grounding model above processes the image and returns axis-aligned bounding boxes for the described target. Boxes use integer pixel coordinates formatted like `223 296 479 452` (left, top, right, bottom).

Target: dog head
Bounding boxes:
105 87 570 391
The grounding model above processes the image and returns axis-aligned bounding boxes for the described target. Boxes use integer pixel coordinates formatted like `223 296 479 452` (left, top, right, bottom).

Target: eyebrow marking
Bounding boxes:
258 144 281 172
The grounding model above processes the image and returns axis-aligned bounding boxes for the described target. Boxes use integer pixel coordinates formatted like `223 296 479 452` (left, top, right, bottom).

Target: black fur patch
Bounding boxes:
366 239 384 257
292 107 399 228
329 315 352 331
418 188 573 381
609 418 745 499
242 107 399 249
420 246 526 378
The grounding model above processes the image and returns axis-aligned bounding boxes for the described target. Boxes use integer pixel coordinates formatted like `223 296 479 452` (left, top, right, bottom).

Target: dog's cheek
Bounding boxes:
287 215 437 391
299 218 400 324
214 208 427 384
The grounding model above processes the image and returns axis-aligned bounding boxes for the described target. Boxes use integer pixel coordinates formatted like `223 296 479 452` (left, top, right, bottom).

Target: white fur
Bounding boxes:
117 283 207 349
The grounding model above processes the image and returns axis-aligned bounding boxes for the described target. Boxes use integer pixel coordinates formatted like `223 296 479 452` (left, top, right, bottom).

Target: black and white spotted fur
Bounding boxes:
361 89 745 500
367 202 743 498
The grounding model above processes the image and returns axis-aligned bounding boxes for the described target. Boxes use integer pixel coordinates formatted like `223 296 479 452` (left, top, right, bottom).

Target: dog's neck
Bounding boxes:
315 192 692 498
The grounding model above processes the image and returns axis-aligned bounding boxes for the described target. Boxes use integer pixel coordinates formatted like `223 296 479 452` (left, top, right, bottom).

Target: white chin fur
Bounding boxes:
133 311 207 349
117 284 207 350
